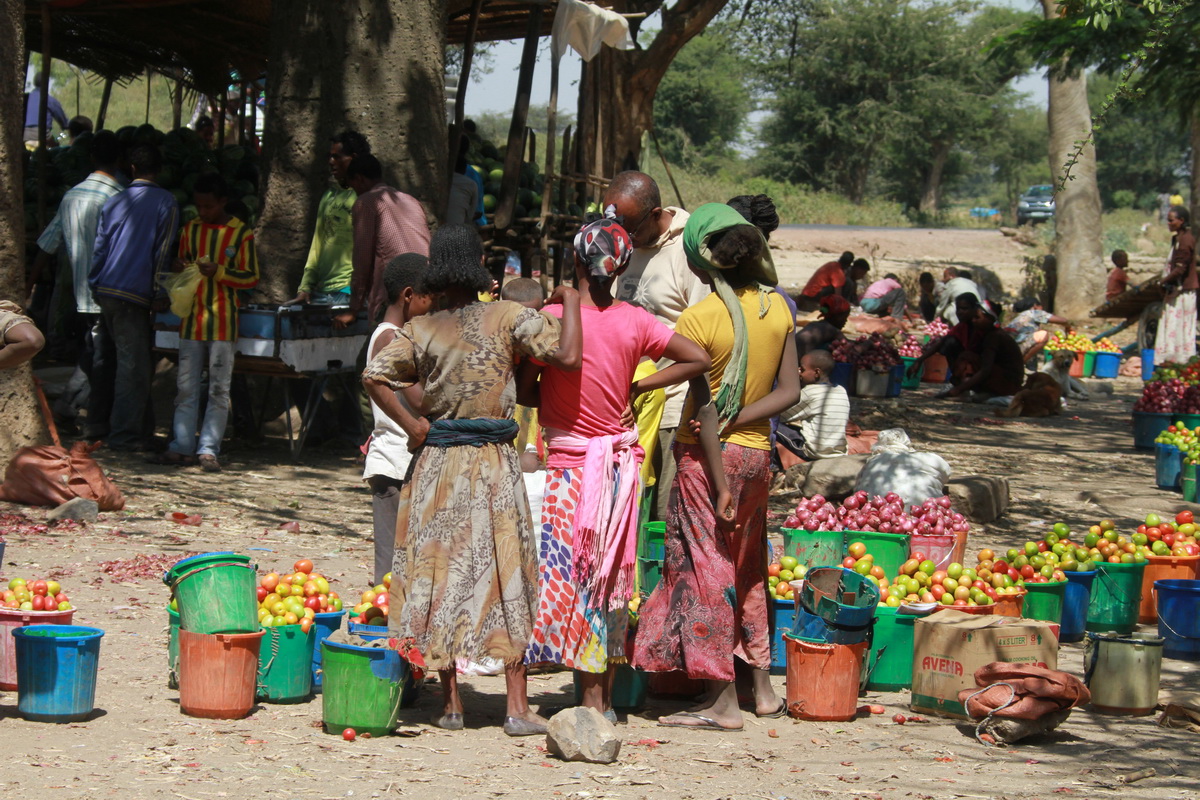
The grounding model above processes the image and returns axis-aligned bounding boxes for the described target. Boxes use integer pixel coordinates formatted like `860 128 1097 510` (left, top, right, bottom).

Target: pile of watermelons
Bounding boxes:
467 139 585 220
23 123 259 234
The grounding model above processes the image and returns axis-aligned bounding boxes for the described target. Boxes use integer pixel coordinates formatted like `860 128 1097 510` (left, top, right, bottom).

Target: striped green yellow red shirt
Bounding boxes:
177 218 260 341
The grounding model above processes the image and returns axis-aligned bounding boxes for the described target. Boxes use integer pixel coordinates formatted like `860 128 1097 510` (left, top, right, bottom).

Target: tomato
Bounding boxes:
304 597 321 610
45 581 60 597
261 573 280 592
330 597 343 612
300 618 313 634
373 594 388 608
283 612 299 625
257 587 269 603
31 595 44 611
767 563 781 577
842 557 856 568
303 581 319 597
342 728 356 741
361 590 377 604
1178 510 1195 526
291 573 307 587
294 559 314 575
31 581 47 596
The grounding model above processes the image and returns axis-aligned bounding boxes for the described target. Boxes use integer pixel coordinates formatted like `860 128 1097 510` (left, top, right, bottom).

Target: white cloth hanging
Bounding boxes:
551 0 635 62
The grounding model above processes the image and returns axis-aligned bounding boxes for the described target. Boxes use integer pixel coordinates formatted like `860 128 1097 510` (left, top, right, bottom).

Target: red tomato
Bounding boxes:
842 557 856 568
304 597 321 610
31 581 47 597
1020 565 1035 579
373 594 388 608
1178 511 1195 526
256 587 269 603
31 595 44 611
342 728 356 741
294 559 314 575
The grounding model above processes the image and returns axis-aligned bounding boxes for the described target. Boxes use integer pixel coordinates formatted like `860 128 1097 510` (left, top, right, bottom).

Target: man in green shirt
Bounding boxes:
287 131 372 305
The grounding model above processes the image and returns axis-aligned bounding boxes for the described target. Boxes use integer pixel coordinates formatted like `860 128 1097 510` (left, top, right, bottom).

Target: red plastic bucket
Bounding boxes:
178 629 264 719
0 607 75 691
784 636 867 721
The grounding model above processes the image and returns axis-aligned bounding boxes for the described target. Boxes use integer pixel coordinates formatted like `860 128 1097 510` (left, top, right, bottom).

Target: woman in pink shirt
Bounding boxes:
521 219 712 719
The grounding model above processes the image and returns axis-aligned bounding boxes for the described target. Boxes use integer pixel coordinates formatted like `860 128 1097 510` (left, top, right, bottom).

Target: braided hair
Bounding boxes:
424 225 492 294
727 194 780 241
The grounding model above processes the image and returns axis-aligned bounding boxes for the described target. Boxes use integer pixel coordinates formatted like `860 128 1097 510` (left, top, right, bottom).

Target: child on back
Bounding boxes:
776 349 850 461
520 219 712 718
155 173 258 472
364 254 434 584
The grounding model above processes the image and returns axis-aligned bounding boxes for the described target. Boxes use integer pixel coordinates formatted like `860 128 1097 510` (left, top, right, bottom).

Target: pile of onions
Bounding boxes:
1134 378 1185 413
898 334 923 358
784 491 970 538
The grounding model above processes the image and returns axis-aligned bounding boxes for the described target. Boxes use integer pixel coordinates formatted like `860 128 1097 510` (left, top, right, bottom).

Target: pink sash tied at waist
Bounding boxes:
544 427 643 611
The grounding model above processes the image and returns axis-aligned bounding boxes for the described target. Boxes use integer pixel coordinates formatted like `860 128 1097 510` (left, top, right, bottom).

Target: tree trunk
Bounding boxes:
1041 0 1106 319
577 0 729 182
919 141 951 215
1189 112 1200 226
255 0 448 301
0 0 48 465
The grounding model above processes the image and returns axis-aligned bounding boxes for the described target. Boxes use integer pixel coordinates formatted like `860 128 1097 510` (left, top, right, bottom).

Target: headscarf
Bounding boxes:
682 203 778 429
574 218 633 279
819 295 851 316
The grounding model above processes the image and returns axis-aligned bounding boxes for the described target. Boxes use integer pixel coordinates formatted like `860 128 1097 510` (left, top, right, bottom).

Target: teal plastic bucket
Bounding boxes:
1087 562 1145 634
13 625 104 722
900 357 922 389
638 558 662 594
781 528 845 570
865 606 926 691
844 532 910 580
1142 349 1155 381
1156 444 1182 490
1132 412 1172 450
639 522 665 560
257 624 314 703
168 606 180 689
320 640 417 736
166 552 258 634
768 598 796 675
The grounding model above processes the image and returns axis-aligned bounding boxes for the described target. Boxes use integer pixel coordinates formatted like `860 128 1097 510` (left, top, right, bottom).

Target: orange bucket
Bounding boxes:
1138 554 1200 623
994 590 1026 617
922 354 949 383
784 636 867 721
178 629 264 719
1068 352 1086 378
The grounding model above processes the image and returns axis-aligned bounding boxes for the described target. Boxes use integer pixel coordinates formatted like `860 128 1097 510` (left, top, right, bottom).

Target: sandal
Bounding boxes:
657 711 743 732
755 700 787 719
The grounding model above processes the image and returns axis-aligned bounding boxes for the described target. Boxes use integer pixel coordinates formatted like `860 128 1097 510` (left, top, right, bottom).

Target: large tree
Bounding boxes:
0 0 49 466
255 0 448 301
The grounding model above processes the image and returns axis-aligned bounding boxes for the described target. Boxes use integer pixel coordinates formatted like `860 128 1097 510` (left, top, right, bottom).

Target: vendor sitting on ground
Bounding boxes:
776 349 850 462
859 273 908 320
795 295 850 357
907 293 985 377
1106 249 1129 300
918 271 937 323
1003 298 1070 363
941 298 1024 401
797 252 868 312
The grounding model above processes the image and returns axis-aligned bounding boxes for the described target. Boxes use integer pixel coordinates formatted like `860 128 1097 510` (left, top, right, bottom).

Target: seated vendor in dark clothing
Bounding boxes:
942 303 1024 400
796 295 850 357
906 293 984 378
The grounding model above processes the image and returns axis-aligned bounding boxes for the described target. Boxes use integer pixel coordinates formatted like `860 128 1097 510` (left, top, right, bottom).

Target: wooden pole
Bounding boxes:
238 80 247 146
444 0 483 221
144 67 152 124
96 76 113 130
650 129 686 210
36 6 51 230
495 7 543 230
539 52 561 285
171 73 184 129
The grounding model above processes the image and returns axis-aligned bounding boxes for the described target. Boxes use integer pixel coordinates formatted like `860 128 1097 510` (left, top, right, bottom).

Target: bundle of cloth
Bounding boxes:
958 662 1091 744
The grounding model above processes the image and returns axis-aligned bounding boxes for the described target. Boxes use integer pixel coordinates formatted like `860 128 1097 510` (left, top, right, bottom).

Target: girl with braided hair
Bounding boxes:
363 225 582 736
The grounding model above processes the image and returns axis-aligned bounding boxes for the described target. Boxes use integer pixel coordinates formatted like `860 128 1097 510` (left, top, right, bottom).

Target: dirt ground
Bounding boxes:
2 228 1199 800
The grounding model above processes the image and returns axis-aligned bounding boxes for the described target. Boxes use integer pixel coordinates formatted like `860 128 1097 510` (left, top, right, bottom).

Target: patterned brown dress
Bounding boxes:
363 301 562 670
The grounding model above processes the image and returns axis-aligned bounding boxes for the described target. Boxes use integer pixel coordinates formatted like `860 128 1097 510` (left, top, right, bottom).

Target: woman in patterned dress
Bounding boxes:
1156 205 1198 364
363 225 581 736
519 218 711 718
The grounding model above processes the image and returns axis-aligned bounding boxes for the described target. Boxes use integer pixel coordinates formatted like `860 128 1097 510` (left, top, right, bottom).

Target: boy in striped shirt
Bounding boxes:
157 174 259 471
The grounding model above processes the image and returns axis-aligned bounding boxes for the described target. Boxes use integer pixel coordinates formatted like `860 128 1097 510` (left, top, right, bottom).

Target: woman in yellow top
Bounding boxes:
633 203 800 732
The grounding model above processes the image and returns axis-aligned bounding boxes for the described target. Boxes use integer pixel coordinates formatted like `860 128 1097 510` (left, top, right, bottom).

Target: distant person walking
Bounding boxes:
1156 206 1198 365
23 74 68 145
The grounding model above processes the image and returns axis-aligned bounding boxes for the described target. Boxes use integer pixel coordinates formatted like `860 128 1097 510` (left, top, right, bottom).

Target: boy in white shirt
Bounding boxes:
777 349 850 461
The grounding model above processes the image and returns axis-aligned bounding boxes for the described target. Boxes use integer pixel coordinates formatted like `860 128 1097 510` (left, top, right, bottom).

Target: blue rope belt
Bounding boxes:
424 418 519 448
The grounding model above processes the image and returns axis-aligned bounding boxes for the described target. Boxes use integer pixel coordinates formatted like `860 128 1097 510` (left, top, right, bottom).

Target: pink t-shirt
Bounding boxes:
862 277 901 300
539 302 674 464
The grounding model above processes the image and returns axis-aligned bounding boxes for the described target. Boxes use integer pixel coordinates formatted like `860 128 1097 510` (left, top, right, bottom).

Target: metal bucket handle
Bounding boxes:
1151 586 1200 641
167 561 257 598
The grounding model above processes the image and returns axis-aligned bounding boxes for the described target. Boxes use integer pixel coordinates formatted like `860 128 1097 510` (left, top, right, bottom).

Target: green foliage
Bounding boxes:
652 27 750 167
467 104 576 159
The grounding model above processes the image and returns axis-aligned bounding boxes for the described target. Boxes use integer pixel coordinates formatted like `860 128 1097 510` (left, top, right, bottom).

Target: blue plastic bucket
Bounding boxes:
792 603 874 645
1142 349 1156 381
885 364 904 397
831 362 855 396
1156 443 1182 490
13 625 103 722
1154 579 1200 661
768 598 796 675
348 621 389 641
1093 352 1120 379
310 610 345 692
1061 570 1096 643
1133 412 1173 450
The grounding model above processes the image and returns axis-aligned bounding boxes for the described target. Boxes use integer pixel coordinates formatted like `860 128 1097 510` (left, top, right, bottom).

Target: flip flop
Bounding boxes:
657 711 743 732
755 700 787 719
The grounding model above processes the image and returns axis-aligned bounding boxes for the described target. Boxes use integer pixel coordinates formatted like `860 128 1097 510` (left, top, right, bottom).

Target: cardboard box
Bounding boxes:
910 610 1059 719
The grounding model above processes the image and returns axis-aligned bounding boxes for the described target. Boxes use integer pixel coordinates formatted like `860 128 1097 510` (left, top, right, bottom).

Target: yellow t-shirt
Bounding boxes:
675 287 793 451
632 359 666 485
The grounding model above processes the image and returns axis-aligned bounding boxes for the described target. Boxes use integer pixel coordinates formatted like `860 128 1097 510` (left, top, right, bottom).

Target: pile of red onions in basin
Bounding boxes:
783 490 969 537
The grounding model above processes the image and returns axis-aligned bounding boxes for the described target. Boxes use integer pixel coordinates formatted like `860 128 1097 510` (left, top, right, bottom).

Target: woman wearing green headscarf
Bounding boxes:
633 203 800 731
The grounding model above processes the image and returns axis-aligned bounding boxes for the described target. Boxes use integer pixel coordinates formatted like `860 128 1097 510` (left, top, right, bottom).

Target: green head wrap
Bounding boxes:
682 203 778 429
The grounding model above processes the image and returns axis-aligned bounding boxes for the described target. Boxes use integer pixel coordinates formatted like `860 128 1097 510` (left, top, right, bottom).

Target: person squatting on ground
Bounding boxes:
518 218 711 719
362 225 582 737
634 203 801 731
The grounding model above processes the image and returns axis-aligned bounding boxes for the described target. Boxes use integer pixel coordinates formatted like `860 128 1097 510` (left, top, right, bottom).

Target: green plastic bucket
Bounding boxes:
1087 562 1146 634
639 522 665 560
1184 462 1198 503
638 558 663 594
166 553 258 635
257 624 315 703
320 640 415 736
845 532 910 580
1082 351 1096 377
781 528 845 569
865 606 925 691
167 606 180 689
900 357 922 390
1022 580 1066 624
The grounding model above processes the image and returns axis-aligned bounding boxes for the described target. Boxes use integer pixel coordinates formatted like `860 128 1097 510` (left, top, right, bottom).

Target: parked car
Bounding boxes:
1017 185 1055 225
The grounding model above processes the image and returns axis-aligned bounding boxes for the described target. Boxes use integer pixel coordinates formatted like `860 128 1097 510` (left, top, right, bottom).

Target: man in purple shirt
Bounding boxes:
23 76 69 145
88 145 178 450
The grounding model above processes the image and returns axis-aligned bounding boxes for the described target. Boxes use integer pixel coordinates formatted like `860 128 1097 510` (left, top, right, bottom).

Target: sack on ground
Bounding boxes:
0 441 125 510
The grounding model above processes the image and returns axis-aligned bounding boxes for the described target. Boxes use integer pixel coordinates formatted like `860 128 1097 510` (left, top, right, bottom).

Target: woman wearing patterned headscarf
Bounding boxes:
634 203 800 732
521 218 712 719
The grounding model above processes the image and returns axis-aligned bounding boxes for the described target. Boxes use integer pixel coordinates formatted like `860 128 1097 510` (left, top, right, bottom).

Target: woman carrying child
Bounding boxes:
520 218 712 719
362 225 582 736
633 204 800 731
